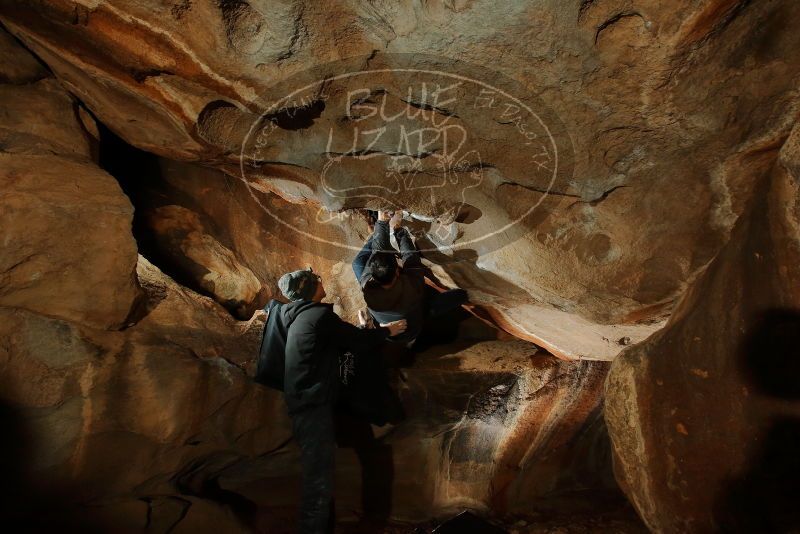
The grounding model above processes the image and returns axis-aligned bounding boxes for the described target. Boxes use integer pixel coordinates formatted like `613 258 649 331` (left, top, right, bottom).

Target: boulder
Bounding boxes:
0 154 141 330
0 78 94 159
0 256 290 528
0 24 47 84
605 124 800 532
144 203 263 318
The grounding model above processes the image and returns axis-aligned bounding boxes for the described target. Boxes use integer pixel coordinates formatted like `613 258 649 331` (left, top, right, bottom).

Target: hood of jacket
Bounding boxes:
276 299 330 326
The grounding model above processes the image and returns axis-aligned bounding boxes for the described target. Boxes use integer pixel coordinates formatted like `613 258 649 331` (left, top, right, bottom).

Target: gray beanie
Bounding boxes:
278 268 319 301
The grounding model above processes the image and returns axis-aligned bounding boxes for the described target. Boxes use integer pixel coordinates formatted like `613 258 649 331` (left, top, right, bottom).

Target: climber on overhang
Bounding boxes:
253 268 406 533
352 210 468 348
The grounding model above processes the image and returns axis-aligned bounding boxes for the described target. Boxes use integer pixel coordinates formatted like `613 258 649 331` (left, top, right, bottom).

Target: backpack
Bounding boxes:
254 300 287 390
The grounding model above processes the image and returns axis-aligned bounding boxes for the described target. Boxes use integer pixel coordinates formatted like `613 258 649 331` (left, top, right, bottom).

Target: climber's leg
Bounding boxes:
352 235 374 282
428 288 469 318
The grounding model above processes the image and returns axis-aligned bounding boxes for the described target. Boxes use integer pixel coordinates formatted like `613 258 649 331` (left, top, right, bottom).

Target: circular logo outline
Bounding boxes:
238 59 568 255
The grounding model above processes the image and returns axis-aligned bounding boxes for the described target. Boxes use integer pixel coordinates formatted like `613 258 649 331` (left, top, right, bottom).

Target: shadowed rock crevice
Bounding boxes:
97 125 208 303
96 124 267 320
263 97 326 131
594 12 645 45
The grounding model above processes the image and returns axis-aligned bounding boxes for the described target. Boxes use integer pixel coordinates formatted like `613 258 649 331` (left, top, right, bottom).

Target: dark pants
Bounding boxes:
290 403 336 534
427 287 468 318
334 410 394 524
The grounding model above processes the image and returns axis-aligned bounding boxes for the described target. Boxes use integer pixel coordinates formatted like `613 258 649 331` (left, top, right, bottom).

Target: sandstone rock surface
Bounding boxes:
0 20 131 330
0 38 291 528
133 157 371 321
0 154 141 330
605 123 800 532
0 56 621 527
1 0 799 531
0 78 95 158
0 255 290 529
0 25 47 83
6 0 797 359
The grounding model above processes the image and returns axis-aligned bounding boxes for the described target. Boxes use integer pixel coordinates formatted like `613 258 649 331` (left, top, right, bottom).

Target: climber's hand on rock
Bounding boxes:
389 210 403 230
249 308 267 322
382 319 407 337
239 308 267 333
378 210 393 222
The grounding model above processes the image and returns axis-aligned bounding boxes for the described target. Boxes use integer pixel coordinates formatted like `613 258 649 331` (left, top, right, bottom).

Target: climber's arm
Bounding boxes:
370 211 393 252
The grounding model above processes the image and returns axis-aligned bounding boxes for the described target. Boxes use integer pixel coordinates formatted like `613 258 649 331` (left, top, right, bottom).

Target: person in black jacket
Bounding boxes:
352 211 468 346
255 268 405 534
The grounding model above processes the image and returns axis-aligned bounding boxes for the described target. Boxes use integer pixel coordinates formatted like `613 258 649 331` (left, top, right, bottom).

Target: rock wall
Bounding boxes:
1 0 799 531
4 0 798 360
122 154 372 322
605 121 800 532
0 25 141 330
0 18 623 530
0 255 291 530
0 26 289 529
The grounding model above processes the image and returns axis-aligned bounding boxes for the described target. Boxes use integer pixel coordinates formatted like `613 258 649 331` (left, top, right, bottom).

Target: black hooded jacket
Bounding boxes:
355 220 426 343
255 299 389 412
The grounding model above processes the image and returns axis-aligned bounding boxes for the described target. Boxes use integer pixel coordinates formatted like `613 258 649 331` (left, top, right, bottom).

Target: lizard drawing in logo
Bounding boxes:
319 85 485 243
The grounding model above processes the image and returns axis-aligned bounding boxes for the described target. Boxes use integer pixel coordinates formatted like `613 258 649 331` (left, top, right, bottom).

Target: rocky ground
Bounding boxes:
328 491 647 534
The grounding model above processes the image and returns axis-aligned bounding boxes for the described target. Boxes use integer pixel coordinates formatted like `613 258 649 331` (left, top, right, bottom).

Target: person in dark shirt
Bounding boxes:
352 211 468 346
255 268 406 534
